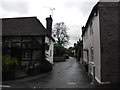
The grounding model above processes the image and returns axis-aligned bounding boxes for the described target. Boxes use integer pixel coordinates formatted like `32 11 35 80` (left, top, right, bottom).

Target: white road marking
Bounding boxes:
67 82 77 85
0 85 11 88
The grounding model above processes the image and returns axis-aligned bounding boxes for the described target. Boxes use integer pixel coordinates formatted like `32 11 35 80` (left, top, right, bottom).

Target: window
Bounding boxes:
90 22 93 35
85 31 88 39
23 43 31 48
84 31 88 42
22 51 31 59
90 47 94 62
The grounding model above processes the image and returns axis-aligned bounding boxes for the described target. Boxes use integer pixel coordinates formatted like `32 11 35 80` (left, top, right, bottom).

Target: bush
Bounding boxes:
2 56 19 80
2 55 19 71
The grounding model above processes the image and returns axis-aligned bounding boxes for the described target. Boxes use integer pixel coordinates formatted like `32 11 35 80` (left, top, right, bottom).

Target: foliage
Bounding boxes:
2 56 19 71
54 43 67 56
2 56 19 65
53 22 70 46
26 60 38 70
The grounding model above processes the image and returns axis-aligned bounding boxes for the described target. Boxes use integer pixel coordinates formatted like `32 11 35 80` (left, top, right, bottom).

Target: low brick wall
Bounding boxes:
53 57 65 62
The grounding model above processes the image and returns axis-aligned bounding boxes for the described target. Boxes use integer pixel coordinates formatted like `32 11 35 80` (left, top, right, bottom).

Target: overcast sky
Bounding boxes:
0 0 99 48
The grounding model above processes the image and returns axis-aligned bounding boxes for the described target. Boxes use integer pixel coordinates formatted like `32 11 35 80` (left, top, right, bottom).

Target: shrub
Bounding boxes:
2 55 19 71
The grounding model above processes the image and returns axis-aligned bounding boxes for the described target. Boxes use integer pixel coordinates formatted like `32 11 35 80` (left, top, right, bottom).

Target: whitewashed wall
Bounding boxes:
92 11 101 83
83 29 89 63
45 36 54 64
83 10 101 83
83 25 94 62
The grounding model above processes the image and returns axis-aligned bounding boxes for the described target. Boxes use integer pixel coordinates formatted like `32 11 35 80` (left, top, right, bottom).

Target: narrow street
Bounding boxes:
3 57 93 88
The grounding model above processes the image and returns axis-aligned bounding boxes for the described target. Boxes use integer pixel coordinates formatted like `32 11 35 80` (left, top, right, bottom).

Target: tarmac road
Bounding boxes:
2 57 93 89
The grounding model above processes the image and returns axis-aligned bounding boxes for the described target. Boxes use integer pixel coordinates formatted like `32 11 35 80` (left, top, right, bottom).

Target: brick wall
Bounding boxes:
99 2 120 82
118 1 120 82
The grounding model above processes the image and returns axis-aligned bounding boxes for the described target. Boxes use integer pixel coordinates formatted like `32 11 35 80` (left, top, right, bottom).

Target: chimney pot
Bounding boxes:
82 26 85 33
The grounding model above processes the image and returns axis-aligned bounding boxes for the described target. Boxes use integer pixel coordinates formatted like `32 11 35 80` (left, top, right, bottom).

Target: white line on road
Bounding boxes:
0 85 11 88
67 82 77 85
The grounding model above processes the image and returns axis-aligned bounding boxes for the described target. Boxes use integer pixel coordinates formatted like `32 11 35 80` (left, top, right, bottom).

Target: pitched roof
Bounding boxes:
1 17 47 36
82 3 98 37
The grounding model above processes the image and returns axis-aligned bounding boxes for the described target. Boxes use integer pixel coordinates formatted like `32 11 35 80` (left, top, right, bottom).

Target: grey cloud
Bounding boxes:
69 25 81 41
0 1 28 14
63 1 97 16
70 33 81 41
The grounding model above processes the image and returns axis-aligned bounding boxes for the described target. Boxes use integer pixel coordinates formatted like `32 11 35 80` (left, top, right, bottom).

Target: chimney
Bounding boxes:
74 43 76 47
82 26 85 33
46 15 53 36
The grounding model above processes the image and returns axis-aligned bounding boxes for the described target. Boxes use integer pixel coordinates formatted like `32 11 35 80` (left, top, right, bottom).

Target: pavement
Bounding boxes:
2 57 120 89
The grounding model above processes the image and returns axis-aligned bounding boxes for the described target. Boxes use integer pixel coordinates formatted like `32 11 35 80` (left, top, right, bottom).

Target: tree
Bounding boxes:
54 43 67 56
53 22 70 46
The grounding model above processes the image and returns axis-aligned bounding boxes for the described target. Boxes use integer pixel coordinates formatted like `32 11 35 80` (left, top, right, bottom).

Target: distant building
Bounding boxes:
72 40 83 61
2 16 55 71
82 1 120 84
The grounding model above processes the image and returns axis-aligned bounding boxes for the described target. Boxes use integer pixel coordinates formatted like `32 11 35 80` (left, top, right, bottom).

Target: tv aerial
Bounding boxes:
44 7 55 17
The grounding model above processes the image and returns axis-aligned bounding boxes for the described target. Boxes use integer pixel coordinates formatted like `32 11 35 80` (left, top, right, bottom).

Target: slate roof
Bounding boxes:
1 17 47 36
81 3 98 37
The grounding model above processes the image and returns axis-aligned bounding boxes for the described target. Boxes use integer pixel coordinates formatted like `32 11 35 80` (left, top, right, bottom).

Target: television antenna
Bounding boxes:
44 7 55 17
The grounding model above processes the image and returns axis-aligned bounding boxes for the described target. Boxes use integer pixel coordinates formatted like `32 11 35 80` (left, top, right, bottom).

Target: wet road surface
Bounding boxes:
3 57 93 88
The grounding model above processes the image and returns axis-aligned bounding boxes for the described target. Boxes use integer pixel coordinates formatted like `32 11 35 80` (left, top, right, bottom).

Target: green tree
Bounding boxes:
54 43 67 56
53 22 70 46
